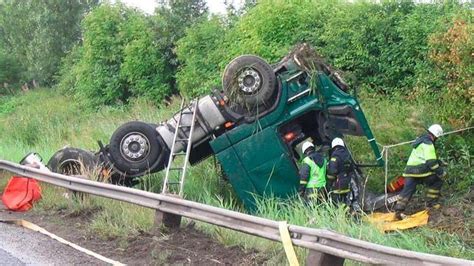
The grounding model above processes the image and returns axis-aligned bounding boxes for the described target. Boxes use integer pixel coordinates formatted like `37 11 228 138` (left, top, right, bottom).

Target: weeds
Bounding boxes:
0 88 472 262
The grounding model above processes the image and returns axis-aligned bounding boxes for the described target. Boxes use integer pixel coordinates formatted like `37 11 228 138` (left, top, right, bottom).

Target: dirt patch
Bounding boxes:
0 203 267 265
403 191 473 247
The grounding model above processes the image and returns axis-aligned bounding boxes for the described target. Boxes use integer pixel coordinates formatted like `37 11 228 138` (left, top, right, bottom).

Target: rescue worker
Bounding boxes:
298 141 327 200
327 137 354 205
394 124 445 219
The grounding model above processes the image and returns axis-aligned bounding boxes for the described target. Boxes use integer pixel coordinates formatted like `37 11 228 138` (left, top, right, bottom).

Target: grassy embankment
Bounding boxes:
0 88 472 261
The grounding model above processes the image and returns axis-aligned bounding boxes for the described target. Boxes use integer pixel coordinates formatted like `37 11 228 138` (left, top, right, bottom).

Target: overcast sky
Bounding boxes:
118 0 244 14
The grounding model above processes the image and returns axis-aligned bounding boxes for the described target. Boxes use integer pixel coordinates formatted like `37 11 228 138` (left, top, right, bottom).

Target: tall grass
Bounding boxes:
0 88 472 261
251 197 473 259
0 89 179 161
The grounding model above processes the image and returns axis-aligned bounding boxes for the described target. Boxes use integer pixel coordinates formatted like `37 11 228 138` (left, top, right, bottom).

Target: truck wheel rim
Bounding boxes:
238 68 261 94
58 159 83 175
120 132 150 162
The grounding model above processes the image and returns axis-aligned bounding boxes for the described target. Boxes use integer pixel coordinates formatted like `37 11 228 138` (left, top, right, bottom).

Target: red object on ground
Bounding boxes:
387 176 405 193
2 176 42 211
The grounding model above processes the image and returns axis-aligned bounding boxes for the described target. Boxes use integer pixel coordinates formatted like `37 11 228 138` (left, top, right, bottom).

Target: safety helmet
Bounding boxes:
301 141 315 154
428 124 443 138
331 137 345 148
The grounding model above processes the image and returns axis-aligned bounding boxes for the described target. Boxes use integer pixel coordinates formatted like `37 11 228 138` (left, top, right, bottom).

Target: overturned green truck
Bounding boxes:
47 44 388 210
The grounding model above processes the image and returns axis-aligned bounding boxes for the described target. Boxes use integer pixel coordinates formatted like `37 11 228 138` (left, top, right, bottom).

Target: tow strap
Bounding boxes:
0 219 124 266
278 221 299 266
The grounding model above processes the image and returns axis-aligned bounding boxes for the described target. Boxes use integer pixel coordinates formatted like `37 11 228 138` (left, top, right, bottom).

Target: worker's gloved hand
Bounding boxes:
438 159 448 167
435 166 447 178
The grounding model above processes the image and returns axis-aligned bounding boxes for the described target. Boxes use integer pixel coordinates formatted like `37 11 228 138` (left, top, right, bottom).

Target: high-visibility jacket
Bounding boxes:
303 156 327 189
403 134 440 178
299 151 326 191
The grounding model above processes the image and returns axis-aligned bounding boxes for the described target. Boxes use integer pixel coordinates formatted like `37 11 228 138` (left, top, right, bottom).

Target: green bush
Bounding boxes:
176 16 227 97
176 1 320 97
0 0 95 86
176 0 469 100
0 49 22 94
58 4 171 106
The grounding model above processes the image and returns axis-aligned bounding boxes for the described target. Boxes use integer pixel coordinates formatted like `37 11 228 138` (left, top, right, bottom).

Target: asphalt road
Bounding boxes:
0 247 22 265
0 222 106 265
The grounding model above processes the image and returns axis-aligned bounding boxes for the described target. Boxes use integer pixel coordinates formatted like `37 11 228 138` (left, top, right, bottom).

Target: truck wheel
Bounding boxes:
222 55 277 113
47 147 97 175
109 121 167 177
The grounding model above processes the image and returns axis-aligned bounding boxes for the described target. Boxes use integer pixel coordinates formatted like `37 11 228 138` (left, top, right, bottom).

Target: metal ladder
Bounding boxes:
162 98 198 196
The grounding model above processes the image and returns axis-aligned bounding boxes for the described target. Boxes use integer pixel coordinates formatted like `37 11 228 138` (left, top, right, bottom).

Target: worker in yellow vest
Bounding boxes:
395 124 446 220
298 141 327 200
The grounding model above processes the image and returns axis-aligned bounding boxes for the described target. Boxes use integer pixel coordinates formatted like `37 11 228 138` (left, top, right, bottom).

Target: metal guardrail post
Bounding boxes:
154 206 182 229
1 160 472 266
306 250 344 266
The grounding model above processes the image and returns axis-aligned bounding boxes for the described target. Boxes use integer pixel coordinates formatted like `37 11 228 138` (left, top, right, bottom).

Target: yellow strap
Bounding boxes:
427 189 439 193
278 221 299 266
299 180 308 184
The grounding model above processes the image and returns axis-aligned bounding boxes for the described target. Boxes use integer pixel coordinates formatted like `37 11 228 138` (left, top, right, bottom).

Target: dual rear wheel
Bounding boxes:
49 55 280 184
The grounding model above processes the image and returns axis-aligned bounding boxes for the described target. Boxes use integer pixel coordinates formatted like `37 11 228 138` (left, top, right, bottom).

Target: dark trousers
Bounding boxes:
304 187 327 202
330 192 349 205
394 174 443 212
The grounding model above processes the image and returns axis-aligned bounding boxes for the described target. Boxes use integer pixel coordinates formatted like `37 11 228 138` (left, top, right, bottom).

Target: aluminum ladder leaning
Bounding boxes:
162 98 198 196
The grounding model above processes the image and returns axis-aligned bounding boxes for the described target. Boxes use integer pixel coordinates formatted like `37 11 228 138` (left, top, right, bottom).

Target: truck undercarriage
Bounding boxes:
47 43 396 211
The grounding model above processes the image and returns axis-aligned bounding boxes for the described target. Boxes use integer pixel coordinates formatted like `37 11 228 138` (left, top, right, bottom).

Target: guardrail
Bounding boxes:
1 159 472 265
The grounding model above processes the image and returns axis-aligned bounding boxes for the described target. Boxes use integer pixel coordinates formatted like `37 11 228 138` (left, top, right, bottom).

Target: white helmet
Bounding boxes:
301 141 314 154
331 137 345 148
428 124 443 138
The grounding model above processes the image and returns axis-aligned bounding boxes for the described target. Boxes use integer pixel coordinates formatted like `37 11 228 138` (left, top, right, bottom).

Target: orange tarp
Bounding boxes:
2 176 42 211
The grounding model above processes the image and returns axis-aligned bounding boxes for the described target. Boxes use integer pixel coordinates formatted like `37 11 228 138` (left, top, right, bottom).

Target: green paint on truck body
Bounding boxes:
210 64 382 210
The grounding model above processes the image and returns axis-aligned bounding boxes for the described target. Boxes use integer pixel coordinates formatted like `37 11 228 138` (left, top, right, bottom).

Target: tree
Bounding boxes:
154 0 208 92
59 3 172 106
0 47 22 94
176 16 227 97
0 0 97 85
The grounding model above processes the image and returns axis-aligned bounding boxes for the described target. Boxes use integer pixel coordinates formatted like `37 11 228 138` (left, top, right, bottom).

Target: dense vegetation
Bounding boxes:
0 89 472 261
1 0 472 123
0 0 472 262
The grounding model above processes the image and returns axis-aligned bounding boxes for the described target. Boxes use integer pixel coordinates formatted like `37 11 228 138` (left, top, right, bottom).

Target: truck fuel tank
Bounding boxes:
157 95 226 153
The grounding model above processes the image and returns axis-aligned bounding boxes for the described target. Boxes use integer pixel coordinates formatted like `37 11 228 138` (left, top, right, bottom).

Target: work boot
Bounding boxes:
426 200 441 210
395 211 407 221
426 202 441 211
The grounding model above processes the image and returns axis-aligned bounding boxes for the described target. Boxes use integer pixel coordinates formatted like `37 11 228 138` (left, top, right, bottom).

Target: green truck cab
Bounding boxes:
47 44 384 210
209 45 382 209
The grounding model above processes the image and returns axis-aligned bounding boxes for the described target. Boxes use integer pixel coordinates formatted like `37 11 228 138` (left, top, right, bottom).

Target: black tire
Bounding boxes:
108 121 168 177
47 147 97 175
222 55 277 115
